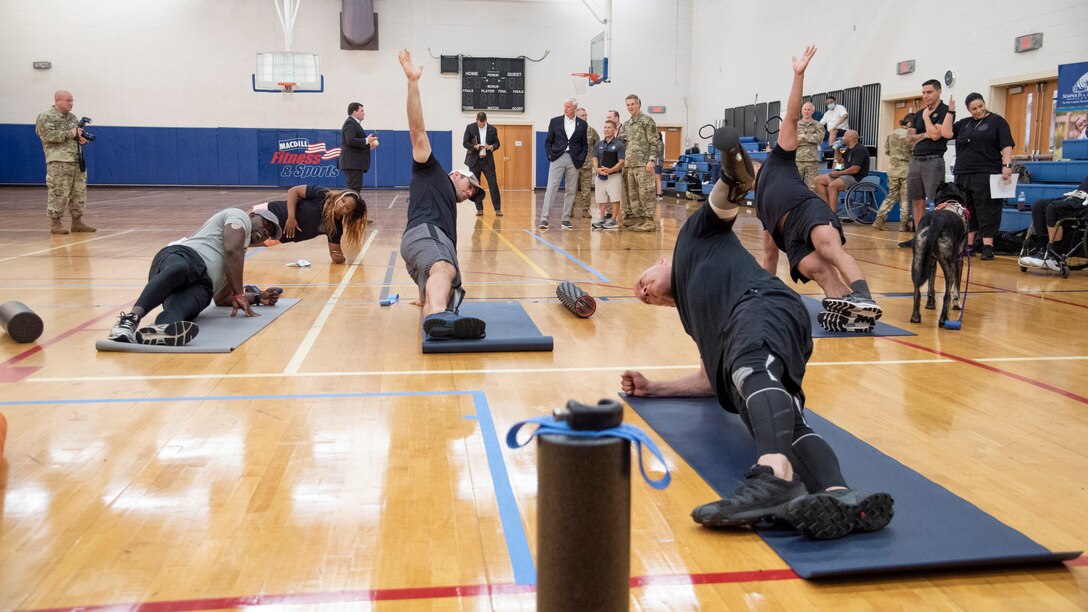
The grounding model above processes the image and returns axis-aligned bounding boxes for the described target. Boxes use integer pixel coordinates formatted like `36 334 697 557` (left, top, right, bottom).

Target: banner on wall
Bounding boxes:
1053 60 1088 159
270 137 342 181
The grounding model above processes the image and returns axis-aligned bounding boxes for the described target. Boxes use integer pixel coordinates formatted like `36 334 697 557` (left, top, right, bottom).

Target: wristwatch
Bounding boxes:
1003 163 1012 168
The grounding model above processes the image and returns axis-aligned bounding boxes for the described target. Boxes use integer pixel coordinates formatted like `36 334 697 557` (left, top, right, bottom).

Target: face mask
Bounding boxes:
826 103 836 110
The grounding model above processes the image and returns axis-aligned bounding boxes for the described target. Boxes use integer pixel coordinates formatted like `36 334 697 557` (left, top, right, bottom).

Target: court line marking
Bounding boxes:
524 230 610 282
283 230 378 374
0 230 136 264
478 220 550 279
386 194 401 209
378 250 398 303
0 389 535 587
25 360 964 384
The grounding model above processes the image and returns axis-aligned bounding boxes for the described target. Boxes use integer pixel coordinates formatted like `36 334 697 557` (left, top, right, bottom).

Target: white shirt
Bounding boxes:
563 115 576 150
819 105 849 132
478 123 488 146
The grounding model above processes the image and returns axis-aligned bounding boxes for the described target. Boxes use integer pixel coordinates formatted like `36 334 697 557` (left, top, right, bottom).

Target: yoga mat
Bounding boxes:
802 296 915 338
95 298 300 353
423 301 553 354
624 394 1080 578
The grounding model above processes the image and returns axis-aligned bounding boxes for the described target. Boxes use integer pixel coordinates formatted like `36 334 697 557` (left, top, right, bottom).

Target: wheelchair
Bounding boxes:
837 176 888 224
1018 209 1088 278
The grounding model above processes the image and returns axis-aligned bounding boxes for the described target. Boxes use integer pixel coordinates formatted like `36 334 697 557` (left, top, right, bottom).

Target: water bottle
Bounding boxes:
1016 191 1026 211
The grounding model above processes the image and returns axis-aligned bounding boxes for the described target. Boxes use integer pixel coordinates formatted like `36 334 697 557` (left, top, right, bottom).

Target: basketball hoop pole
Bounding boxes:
581 0 612 82
273 0 302 51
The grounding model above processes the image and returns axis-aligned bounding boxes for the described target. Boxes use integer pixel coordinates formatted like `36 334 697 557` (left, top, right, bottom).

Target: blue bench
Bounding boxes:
1020 161 1088 183
1017 182 1078 202
1064 139 1088 160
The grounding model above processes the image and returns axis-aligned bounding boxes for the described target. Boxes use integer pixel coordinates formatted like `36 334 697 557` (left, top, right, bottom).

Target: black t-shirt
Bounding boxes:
952 113 1015 175
911 101 952 157
842 144 870 180
671 204 792 409
405 154 459 244
267 185 345 244
754 146 827 247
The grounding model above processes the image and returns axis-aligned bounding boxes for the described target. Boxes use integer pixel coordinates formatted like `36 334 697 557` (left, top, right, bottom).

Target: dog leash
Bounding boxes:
944 208 972 331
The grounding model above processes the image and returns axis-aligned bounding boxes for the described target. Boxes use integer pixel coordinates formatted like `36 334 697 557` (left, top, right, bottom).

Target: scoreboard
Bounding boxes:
462 57 525 112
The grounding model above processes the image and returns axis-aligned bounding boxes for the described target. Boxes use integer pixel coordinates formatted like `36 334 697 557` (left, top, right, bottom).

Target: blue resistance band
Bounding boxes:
506 416 672 490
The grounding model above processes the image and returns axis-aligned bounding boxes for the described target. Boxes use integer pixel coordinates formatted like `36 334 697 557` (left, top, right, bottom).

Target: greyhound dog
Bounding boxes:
911 183 969 327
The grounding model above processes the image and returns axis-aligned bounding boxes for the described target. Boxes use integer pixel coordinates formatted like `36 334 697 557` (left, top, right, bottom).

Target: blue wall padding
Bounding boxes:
0 123 453 188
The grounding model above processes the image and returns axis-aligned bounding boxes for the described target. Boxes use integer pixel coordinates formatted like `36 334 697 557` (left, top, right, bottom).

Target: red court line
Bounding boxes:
1 303 129 383
881 337 1088 404
19 569 798 611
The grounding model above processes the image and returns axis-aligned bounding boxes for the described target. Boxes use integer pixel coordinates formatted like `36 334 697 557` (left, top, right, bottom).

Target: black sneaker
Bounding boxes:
138 321 200 346
821 293 883 321
538 219 550 231
561 220 573 230
779 489 894 540
691 465 807 528
423 312 486 340
712 126 755 202
108 312 142 343
817 311 876 333
980 245 994 261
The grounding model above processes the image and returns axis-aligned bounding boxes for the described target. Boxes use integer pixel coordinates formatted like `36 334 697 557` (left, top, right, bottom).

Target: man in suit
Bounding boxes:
463 111 502 216
339 102 378 191
539 98 589 230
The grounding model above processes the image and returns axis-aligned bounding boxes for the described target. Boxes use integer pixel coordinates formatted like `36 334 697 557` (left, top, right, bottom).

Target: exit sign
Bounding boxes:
896 60 915 75
1014 33 1042 53
647 105 666 114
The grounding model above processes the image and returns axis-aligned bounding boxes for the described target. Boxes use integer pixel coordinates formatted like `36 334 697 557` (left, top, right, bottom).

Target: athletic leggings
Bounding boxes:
725 347 847 492
135 245 214 325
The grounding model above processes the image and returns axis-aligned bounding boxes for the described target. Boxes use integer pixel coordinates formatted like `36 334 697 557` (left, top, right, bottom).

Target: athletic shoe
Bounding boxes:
712 126 756 202
108 312 142 343
138 321 200 346
601 218 619 230
821 293 883 321
538 219 549 231
591 220 605 230
691 465 807 528
817 311 876 333
779 489 894 540
475 210 484 216
422 311 486 340
980 245 994 261
561 220 573 230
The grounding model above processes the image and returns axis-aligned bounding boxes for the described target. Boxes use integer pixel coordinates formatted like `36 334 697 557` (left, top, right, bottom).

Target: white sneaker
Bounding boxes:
108 312 141 343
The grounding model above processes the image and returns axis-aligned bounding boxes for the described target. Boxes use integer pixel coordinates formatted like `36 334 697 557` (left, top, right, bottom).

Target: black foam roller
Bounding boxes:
0 301 44 343
556 281 596 318
537 434 630 611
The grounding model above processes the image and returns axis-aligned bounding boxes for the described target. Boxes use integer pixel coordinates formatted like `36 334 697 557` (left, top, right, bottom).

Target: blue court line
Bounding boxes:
245 246 265 260
378 251 398 303
1 390 537 585
523 230 610 283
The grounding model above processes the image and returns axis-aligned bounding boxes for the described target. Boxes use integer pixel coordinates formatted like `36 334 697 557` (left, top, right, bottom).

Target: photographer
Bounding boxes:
35 90 95 234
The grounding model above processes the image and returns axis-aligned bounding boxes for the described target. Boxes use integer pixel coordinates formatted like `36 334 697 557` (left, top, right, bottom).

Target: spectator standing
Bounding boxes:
35 90 94 234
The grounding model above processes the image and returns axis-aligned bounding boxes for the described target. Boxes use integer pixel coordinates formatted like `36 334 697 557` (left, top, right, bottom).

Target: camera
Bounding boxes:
77 117 96 142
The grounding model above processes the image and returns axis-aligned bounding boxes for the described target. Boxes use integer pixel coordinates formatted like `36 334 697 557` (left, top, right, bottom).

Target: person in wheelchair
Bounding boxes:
813 130 870 213
1018 176 1088 271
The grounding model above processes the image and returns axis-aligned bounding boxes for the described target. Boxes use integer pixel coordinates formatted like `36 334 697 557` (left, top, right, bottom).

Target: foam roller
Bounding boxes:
0 301 44 343
556 281 596 318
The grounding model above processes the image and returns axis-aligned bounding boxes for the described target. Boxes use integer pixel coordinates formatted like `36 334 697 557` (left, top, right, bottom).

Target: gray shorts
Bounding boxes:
839 174 858 188
400 223 464 311
907 156 945 203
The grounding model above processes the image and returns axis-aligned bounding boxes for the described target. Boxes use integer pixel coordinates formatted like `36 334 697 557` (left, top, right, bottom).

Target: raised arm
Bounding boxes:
398 49 431 163
779 45 817 152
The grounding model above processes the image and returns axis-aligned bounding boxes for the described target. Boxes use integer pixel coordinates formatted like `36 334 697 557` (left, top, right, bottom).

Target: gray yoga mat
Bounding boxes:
95 298 300 353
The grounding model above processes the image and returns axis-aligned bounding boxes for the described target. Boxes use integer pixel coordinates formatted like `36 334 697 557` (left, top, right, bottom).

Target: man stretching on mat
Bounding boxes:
756 46 882 333
107 208 283 346
624 46 893 540
397 48 487 340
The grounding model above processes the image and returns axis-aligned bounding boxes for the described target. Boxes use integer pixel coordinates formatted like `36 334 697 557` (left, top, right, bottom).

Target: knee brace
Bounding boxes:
730 353 796 458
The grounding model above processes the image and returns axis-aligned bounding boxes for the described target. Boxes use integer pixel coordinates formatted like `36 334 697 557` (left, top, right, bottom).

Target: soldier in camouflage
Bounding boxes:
35 90 95 234
574 107 600 218
873 114 915 231
796 102 824 190
620 95 663 232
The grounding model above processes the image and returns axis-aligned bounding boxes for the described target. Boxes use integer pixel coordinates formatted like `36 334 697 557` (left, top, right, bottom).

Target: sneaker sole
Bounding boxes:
817 311 876 333
138 321 199 346
782 492 894 540
423 316 486 340
821 297 883 321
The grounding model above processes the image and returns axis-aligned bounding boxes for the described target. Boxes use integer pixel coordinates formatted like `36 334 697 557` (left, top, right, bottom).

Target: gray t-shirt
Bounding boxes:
170 208 251 294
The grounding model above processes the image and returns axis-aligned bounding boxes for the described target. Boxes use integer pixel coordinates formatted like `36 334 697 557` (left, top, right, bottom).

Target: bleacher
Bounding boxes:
1001 139 1088 232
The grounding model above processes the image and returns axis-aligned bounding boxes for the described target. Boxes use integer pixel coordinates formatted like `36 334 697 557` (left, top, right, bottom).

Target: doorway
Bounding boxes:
493 124 533 190
658 126 683 169
1003 79 1058 157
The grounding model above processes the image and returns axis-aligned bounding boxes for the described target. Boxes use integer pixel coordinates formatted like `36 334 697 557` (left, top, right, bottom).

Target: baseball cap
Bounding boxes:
252 208 283 240
451 166 485 204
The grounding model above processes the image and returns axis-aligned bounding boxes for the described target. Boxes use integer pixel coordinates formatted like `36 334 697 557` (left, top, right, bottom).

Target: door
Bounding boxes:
1004 79 1058 156
894 98 922 126
658 126 682 169
494 124 533 190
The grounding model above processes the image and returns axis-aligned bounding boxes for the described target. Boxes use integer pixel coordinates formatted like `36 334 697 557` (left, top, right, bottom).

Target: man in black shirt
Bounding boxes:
755 49 882 333
397 49 487 340
812 129 870 212
624 47 893 541
901 79 955 248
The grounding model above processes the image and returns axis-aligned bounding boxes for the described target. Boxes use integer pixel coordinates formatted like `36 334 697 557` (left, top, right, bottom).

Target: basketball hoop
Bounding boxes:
570 72 601 96
277 81 296 100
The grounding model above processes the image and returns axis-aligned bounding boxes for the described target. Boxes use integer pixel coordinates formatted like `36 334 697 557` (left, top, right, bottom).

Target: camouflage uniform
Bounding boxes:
35 106 88 223
796 118 823 190
874 126 914 230
575 125 600 217
621 111 662 231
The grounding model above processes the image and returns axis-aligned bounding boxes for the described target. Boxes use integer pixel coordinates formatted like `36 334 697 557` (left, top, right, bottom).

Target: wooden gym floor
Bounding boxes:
0 185 1086 610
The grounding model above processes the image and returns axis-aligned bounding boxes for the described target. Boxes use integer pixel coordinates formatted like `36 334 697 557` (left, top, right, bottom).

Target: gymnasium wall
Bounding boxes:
0 0 693 186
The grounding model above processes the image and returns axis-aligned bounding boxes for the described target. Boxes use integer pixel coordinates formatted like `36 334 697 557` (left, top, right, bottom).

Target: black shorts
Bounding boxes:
780 198 845 283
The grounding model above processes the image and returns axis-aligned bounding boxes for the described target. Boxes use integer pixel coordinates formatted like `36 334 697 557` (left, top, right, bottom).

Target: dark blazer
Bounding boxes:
463 123 500 170
338 117 371 172
544 115 589 167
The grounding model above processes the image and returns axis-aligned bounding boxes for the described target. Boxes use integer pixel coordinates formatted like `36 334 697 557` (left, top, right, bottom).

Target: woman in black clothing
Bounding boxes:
254 186 367 264
951 93 1015 260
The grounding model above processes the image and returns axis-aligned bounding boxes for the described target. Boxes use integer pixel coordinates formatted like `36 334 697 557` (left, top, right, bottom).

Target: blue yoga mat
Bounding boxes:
802 296 915 338
422 301 554 354
624 394 1080 578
